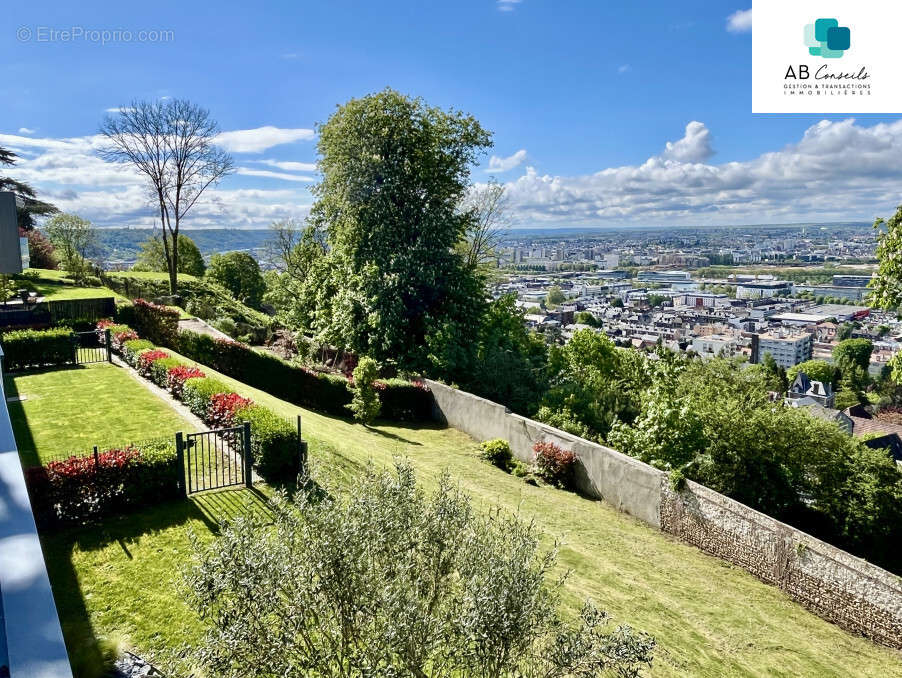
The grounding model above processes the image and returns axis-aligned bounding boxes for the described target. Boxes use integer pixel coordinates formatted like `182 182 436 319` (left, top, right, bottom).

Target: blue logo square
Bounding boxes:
827 26 850 51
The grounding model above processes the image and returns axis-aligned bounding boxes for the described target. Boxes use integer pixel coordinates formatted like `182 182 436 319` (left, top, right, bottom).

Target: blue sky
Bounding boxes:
2 1 901 228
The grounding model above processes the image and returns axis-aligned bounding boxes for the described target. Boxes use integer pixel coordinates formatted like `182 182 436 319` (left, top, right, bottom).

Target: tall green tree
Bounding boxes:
133 234 206 276
0 145 58 229
832 338 873 373
870 204 902 310
308 89 492 371
206 251 265 308
45 213 97 282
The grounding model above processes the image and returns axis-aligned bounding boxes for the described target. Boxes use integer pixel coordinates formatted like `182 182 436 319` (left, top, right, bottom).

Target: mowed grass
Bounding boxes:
33 348 902 678
18 268 127 301
4 363 196 466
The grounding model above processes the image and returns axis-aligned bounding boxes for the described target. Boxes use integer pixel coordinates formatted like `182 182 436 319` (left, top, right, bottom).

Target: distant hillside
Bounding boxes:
96 228 274 265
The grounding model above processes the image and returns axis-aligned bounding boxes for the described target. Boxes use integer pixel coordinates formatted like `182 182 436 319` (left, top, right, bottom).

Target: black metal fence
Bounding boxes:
177 422 252 495
72 330 111 365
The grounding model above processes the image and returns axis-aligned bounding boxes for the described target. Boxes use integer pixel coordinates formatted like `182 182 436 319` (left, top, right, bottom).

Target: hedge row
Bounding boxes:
26 439 181 527
176 330 432 421
107 322 300 481
0 327 75 371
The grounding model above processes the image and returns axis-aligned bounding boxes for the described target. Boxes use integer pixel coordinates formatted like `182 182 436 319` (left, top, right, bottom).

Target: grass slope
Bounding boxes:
4 363 196 466
14 268 126 301
34 349 902 678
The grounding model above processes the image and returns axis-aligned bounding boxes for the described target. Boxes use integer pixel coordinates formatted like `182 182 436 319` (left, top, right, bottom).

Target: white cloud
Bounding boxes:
497 0 522 12
617 64 631 74
661 121 714 163
727 8 752 33
104 107 136 114
496 118 902 226
236 167 315 183
487 149 527 173
11 118 902 230
214 126 315 153
0 131 314 228
255 159 318 172
17 127 35 135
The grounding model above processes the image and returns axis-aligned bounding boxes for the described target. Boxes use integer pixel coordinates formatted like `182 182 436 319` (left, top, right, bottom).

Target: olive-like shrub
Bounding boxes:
185 462 654 678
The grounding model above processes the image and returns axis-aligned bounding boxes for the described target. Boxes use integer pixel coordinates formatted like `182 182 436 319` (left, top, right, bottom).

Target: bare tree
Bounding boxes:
99 100 233 295
459 178 512 271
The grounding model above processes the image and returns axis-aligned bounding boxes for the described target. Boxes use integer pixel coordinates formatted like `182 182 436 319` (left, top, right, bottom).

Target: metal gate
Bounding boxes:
176 422 252 495
73 330 111 365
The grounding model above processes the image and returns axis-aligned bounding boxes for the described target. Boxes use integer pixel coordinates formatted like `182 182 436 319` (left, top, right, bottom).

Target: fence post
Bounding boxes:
175 432 185 496
243 421 253 488
297 415 308 479
105 328 112 363
70 332 78 365
93 445 99 473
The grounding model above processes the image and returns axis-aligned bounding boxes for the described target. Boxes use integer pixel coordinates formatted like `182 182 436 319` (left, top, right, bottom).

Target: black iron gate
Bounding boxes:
73 330 111 365
176 422 252 494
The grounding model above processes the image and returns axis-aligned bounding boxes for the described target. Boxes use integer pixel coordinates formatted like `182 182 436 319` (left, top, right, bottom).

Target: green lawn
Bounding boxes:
15 268 126 301
31 349 902 678
4 363 196 466
105 270 199 282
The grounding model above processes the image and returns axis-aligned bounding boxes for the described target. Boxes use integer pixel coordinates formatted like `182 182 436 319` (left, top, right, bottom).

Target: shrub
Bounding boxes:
480 438 513 469
137 349 170 378
234 403 300 481
182 377 233 419
149 356 184 388
176 330 429 421
184 462 655 677
0 327 73 370
168 365 206 399
133 298 180 347
121 339 154 367
348 357 381 425
208 392 253 428
532 441 578 490
25 439 181 526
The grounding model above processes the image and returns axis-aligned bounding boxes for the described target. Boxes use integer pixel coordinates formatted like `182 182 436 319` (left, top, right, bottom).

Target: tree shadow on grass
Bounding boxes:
40 488 273 678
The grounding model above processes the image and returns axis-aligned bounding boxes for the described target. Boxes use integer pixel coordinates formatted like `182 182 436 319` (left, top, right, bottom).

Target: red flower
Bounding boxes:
207 392 253 427
167 366 206 397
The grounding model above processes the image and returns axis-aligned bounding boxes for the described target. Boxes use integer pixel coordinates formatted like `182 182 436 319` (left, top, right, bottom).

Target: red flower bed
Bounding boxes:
137 349 170 372
532 441 578 490
167 365 206 398
36 447 140 521
207 392 253 428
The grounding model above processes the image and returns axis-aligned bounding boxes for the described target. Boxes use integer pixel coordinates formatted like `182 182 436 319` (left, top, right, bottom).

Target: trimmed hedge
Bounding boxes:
182 376 233 419
0 327 74 371
133 298 180 347
26 439 180 526
236 403 300 480
176 330 430 421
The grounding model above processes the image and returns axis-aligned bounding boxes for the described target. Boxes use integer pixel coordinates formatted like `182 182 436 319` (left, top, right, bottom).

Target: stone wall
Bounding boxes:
661 479 902 648
426 379 902 649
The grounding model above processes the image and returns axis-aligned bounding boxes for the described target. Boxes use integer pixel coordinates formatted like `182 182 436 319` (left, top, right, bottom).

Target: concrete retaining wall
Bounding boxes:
426 380 664 527
426 379 902 648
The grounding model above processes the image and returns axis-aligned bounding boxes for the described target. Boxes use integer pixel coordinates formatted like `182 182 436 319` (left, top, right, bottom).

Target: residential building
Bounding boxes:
754 330 813 368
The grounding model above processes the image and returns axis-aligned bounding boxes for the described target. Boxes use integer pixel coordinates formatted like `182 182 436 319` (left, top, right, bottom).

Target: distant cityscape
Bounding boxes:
489 222 889 373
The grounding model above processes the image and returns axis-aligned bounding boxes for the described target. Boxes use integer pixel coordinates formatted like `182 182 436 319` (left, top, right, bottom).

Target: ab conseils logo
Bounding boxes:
804 18 851 59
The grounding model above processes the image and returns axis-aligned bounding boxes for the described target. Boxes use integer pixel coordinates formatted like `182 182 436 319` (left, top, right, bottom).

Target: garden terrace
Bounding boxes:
12 344 897 677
